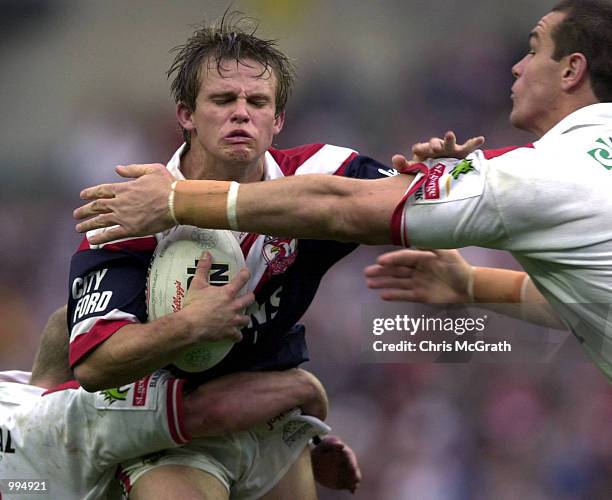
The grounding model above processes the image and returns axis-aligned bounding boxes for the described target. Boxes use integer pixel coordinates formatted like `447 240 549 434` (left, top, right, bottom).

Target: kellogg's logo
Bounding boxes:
262 237 297 275
172 280 185 312
424 163 446 200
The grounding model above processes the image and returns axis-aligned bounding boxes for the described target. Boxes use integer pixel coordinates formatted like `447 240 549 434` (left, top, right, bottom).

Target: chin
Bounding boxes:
226 150 254 164
509 109 527 131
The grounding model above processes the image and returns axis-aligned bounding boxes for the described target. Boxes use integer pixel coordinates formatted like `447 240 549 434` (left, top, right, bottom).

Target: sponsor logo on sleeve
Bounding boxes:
587 137 612 170
100 386 130 405
413 159 483 205
449 159 475 179
71 268 113 322
424 163 446 200
95 376 156 410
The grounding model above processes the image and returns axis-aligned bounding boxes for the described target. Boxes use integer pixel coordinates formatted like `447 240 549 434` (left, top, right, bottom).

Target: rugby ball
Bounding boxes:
147 226 247 372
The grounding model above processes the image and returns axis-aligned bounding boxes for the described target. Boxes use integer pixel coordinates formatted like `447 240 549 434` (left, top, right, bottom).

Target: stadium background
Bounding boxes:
1 0 610 498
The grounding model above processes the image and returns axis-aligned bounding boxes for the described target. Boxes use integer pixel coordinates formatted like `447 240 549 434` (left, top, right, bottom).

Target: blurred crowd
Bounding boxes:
1 1 610 498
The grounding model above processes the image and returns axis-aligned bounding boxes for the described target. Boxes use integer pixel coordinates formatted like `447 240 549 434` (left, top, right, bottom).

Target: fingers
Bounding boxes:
85 224 129 245
74 209 116 232
73 197 116 220
190 252 213 290
79 183 119 201
376 248 437 267
234 291 255 311
391 154 412 172
225 267 251 295
443 131 457 151
462 135 485 152
114 163 166 179
365 276 415 290
364 263 414 279
378 289 422 302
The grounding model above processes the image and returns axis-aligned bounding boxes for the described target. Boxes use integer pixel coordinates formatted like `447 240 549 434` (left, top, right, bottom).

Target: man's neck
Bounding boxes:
180 147 266 183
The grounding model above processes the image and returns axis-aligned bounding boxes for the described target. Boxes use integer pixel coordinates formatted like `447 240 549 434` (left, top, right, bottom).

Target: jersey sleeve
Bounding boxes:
67 233 157 368
391 146 550 249
340 154 398 180
41 371 189 471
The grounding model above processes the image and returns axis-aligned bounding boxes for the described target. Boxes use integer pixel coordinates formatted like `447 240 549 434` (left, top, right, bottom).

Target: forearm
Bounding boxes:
174 175 401 244
74 312 197 391
184 368 328 438
471 267 566 329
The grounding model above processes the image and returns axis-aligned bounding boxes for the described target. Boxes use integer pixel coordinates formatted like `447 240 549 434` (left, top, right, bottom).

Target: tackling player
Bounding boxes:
0 305 360 499
76 0 612 381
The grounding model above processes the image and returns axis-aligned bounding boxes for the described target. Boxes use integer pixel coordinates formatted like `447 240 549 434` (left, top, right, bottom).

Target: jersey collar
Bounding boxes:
539 103 612 143
166 144 284 181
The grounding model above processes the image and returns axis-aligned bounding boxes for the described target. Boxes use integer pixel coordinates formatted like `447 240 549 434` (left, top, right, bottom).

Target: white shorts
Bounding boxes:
117 409 330 500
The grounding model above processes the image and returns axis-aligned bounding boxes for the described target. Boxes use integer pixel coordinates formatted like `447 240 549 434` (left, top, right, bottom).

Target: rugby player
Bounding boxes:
0 306 350 499
67 12 369 499
76 0 612 381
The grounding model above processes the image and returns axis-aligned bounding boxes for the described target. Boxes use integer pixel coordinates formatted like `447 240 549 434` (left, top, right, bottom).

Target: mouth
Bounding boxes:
224 130 253 143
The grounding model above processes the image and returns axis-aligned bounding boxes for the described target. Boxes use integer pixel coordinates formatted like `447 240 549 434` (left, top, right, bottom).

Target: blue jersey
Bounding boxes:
68 143 396 384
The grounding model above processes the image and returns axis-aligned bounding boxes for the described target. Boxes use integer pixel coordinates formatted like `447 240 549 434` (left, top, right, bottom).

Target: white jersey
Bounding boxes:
392 103 612 381
0 371 187 499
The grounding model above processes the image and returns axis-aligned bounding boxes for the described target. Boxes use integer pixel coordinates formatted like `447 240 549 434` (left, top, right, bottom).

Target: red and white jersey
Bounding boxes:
0 371 187 499
392 103 612 380
68 143 393 383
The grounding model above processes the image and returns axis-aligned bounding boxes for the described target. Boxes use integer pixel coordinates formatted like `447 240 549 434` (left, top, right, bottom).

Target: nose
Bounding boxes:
230 98 250 124
512 56 526 79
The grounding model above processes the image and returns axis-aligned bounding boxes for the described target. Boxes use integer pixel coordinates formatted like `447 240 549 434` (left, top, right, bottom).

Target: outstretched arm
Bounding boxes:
73 133 485 246
365 248 566 329
75 168 410 245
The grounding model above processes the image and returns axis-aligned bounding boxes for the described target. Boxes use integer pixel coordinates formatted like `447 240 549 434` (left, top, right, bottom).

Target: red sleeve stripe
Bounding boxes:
333 152 359 177
268 144 325 176
115 465 132 496
76 234 157 254
294 145 357 176
167 378 190 444
42 380 81 396
240 233 261 260
482 143 534 160
69 319 134 368
390 163 430 247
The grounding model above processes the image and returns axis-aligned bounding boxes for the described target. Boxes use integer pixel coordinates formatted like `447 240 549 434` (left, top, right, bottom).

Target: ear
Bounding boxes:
273 111 285 136
561 53 589 92
176 102 196 134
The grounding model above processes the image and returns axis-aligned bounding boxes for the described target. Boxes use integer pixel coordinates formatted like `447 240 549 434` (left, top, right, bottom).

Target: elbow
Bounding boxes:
297 370 329 421
73 362 106 392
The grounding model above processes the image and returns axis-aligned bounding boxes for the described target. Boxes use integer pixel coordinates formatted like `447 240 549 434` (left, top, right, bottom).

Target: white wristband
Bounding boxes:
519 274 531 303
467 266 475 303
168 180 180 226
226 181 240 231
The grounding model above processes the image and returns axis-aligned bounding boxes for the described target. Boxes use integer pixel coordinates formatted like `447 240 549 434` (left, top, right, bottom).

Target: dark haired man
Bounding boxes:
68 13 372 499
77 0 612 382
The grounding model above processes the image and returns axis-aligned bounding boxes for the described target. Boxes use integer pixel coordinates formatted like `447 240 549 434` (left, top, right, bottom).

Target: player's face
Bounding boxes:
510 11 566 137
186 58 284 166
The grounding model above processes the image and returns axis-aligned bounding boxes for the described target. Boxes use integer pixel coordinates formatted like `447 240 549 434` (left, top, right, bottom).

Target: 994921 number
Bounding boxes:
0 479 48 495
